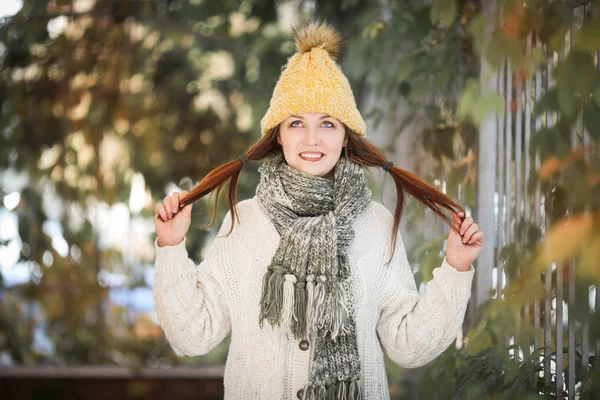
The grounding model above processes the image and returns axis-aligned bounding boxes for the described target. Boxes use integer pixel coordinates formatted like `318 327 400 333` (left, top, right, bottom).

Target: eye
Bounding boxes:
289 120 335 128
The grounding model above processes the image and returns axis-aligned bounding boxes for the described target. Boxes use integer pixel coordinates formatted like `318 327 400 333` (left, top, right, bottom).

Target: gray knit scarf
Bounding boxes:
256 153 371 399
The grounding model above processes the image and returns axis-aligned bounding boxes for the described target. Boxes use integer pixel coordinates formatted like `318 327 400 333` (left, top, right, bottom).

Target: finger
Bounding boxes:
469 231 484 245
156 203 168 221
163 196 173 219
460 217 473 234
463 224 479 243
171 192 180 214
452 212 461 224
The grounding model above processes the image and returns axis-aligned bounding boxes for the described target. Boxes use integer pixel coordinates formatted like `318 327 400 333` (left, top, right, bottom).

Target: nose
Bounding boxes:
303 126 319 146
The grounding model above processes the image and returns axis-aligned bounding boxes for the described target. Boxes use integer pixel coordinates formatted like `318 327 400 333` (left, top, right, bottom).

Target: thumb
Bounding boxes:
179 190 193 217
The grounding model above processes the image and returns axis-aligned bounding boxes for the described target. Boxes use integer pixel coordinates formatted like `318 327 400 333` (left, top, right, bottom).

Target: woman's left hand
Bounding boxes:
445 211 484 271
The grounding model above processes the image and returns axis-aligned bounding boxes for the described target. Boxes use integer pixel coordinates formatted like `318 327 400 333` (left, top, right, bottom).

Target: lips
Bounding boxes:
299 152 325 162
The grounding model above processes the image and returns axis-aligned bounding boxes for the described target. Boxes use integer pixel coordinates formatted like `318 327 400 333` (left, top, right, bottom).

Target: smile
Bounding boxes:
299 152 325 162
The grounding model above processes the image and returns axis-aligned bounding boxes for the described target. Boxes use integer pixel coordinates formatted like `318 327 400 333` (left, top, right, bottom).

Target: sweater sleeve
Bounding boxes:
153 219 232 356
375 234 474 368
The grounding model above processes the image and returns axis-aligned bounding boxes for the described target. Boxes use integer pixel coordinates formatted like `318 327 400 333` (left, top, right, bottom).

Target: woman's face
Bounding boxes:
277 112 347 178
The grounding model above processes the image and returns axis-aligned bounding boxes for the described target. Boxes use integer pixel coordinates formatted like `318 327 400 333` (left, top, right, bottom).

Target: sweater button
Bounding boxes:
296 388 304 399
299 340 309 351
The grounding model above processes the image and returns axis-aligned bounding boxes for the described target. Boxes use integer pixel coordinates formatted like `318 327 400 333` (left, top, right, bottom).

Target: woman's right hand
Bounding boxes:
155 191 193 247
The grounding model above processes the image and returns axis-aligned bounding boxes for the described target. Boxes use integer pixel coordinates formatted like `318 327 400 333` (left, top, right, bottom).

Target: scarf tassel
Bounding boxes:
258 267 285 327
316 385 327 400
305 275 316 335
314 276 328 331
329 280 349 340
292 280 307 339
258 269 272 327
349 378 362 400
301 383 314 400
281 274 297 334
305 381 359 400
326 384 336 400
337 380 348 400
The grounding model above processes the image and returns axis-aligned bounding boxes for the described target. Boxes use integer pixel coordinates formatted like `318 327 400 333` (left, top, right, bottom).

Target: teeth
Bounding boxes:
300 153 323 159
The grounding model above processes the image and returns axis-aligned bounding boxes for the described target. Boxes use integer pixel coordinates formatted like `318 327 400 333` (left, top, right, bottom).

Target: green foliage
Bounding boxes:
573 17 600 51
555 51 597 121
430 0 457 27
0 0 288 367
457 78 504 125
0 3 599 399
385 0 600 398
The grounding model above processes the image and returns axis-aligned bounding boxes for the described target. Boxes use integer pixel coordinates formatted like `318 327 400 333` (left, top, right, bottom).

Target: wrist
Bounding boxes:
157 236 184 248
445 256 470 272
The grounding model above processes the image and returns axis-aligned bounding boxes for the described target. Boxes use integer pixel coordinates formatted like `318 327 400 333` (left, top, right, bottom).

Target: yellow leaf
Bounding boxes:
538 156 563 180
578 233 600 284
456 152 476 167
536 214 596 269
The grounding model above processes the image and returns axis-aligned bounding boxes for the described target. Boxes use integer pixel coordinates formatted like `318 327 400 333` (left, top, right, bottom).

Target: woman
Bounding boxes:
154 21 483 400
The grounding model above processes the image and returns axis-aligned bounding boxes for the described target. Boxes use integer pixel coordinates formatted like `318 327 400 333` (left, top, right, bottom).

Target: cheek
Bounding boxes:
278 134 298 157
327 130 346 149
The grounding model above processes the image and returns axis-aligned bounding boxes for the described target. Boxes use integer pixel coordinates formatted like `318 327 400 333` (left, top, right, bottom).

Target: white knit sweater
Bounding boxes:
153 197 474 399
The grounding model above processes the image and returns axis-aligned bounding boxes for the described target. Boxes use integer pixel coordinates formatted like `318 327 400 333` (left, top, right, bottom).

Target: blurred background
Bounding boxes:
0 0 599 399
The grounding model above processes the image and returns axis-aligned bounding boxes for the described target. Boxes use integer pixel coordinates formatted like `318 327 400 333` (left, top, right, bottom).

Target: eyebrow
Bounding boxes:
289 114 332 120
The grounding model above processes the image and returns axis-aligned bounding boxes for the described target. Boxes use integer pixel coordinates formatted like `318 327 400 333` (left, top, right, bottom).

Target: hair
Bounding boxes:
177 126 464 261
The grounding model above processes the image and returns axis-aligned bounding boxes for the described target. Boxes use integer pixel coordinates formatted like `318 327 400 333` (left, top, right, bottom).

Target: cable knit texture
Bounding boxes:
153 197 474 399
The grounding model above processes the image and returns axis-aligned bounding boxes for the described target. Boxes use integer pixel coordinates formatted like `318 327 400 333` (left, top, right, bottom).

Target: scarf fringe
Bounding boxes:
317 385 327 399
258 267 285 327
329 280 349 340
301 384 314 400
326 384 336 399
281 274 297 334
302 380 361 400
337 380 348 400
293 279 307 338
305 275 316 335
314 276 328 331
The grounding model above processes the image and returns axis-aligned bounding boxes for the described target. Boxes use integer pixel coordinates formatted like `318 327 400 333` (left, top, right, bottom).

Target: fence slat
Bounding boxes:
567 261 576 399
505 60 513 248
543 48 554 390
533 35 543 352
497 62 506 298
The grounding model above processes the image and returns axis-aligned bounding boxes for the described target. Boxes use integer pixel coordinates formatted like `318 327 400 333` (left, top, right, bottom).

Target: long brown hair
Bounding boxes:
174 126 463 260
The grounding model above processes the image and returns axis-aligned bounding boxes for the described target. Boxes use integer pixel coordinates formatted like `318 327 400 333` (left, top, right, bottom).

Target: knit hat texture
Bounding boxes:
260 21 367 136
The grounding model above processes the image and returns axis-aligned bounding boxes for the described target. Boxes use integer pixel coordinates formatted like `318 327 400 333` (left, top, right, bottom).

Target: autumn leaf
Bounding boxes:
578 233 600 284
535 214 596 270
538 156 563 179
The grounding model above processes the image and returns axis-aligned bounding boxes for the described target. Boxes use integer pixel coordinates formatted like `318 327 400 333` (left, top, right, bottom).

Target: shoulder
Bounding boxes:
365 200 394 230
217 197 275 237
234 197 258 215
351 200 395 246
220 197 262 223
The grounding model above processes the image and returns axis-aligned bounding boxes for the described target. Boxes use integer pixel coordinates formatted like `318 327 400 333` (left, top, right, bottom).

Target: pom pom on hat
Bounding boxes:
260 21 367 137
293 21 343 60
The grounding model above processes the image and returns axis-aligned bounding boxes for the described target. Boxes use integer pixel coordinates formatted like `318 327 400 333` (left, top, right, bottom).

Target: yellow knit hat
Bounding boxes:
260 21 367 137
